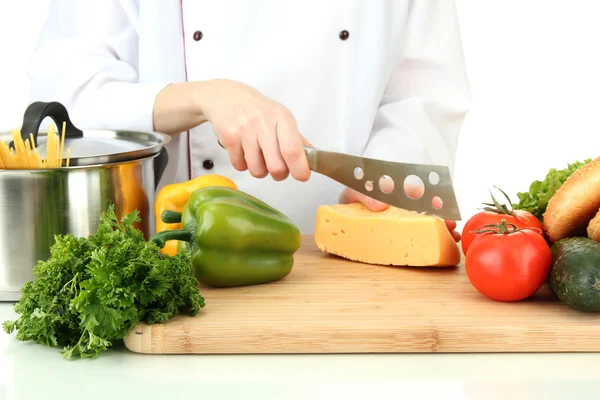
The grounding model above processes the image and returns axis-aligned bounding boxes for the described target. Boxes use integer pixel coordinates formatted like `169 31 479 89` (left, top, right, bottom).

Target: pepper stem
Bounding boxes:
150 230 193 248
161 210 182 224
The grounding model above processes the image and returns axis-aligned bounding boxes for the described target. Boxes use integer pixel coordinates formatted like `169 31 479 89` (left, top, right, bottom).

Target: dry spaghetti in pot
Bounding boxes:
0 122 71 169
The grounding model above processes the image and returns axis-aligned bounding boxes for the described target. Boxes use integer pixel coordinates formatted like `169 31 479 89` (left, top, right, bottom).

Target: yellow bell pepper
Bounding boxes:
154 174 237 255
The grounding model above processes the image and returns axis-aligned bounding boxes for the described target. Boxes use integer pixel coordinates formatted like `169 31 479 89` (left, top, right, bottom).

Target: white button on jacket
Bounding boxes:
28 0 471 233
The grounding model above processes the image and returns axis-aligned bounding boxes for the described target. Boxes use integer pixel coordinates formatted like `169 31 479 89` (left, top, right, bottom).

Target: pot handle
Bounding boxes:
153 147 169 190
10 101 84 149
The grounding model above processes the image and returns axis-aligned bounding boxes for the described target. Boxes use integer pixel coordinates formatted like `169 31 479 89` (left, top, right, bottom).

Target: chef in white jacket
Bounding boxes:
27 0 471 236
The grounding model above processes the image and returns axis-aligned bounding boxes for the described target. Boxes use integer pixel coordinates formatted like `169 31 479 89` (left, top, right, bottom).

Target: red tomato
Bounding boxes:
465 222 552 302
461 209 543 255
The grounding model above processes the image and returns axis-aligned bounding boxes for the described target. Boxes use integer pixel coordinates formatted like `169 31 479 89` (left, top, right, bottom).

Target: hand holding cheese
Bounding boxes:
339 181 461 242
153 79 312 182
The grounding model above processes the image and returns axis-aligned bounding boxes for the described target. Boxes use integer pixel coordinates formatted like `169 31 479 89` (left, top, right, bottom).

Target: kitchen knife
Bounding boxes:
217 141 461 220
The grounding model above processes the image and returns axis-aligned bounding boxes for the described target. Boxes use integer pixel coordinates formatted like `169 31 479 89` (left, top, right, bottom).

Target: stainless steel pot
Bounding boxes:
0 101 171 301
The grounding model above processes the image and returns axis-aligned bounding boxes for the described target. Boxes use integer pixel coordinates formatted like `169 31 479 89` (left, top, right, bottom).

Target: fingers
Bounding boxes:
409 184 459 242
339 187 461 242
300 134 314 147
252 113 289 181
219 126 247 172
406 183 460 241
276 108 310 182
404 183 425 199
450 229 461 242
445 219 457 231
218 104 309 182
240 129 268 178
379 176 395 193
339 187 389 211
218 111 284 179
219 120 269 179
445 220 461 242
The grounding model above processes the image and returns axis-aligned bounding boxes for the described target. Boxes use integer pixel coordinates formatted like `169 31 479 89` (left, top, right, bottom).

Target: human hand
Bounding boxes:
153 79 311 182
338 182 461 242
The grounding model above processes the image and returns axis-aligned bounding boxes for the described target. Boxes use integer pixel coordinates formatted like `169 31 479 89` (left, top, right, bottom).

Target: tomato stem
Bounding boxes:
479 186 519 217
472 219 520 234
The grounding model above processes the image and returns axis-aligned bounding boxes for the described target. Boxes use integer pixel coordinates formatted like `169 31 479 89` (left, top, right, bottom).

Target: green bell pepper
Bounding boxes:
150 186 301 287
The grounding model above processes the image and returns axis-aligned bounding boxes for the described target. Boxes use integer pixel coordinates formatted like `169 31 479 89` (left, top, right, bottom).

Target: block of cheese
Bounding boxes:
314 202 460 267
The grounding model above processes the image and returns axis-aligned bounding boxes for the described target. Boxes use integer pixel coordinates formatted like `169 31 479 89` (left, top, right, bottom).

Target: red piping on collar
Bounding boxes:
180 0 192 180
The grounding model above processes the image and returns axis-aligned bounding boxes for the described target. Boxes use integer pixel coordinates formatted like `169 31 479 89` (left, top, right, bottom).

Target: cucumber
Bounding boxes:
550 237 600 312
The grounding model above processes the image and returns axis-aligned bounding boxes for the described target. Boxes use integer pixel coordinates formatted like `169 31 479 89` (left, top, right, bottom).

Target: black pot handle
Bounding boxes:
153 147 169 190
10 101 83 149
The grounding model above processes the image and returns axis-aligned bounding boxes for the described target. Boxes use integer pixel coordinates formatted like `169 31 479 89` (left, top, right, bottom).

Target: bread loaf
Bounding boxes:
587 209 600 242
543 156 600 243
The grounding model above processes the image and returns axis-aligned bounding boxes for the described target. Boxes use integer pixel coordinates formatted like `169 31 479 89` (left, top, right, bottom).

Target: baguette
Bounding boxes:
587 208 600 242
543 156 600 244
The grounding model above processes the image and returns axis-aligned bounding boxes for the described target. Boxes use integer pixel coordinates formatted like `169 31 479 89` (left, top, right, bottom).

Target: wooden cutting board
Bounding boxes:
123 235 600 354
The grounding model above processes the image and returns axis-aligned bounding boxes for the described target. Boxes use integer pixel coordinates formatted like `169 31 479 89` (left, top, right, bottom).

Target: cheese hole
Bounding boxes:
432 196 443 209
341 229 345 234
332 232 338 237
429 172 440 185
365 180 374 191
354 167 364 180
404 175 425 199
379 175 394 194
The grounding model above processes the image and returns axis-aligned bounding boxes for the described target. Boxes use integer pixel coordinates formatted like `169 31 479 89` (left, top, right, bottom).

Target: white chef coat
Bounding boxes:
27 0 471 233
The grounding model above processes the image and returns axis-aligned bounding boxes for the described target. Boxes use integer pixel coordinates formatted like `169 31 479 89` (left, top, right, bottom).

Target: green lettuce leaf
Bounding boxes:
513 159 592 221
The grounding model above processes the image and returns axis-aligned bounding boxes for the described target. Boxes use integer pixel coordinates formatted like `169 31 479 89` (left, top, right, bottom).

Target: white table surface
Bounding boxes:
0 303 599 400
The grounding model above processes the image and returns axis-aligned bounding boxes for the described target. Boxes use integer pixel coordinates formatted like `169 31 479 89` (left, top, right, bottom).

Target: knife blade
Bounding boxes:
304 146 461 221
217 141 461 220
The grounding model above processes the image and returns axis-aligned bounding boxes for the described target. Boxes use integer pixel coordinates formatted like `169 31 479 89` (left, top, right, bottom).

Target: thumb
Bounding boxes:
300 134 313 147
340 188 389 211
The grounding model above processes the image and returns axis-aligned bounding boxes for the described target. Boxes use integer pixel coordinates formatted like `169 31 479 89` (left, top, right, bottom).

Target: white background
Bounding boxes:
1 1 599 228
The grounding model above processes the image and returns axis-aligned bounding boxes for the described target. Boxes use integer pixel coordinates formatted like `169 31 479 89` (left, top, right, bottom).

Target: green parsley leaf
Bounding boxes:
3 205 204 359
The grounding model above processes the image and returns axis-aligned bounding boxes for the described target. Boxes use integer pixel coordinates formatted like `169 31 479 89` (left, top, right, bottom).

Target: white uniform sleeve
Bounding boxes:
27 0 171 133
361 0 471 177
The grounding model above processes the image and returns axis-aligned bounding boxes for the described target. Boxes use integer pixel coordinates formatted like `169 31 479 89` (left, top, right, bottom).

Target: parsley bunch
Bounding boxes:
3 205 204 359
